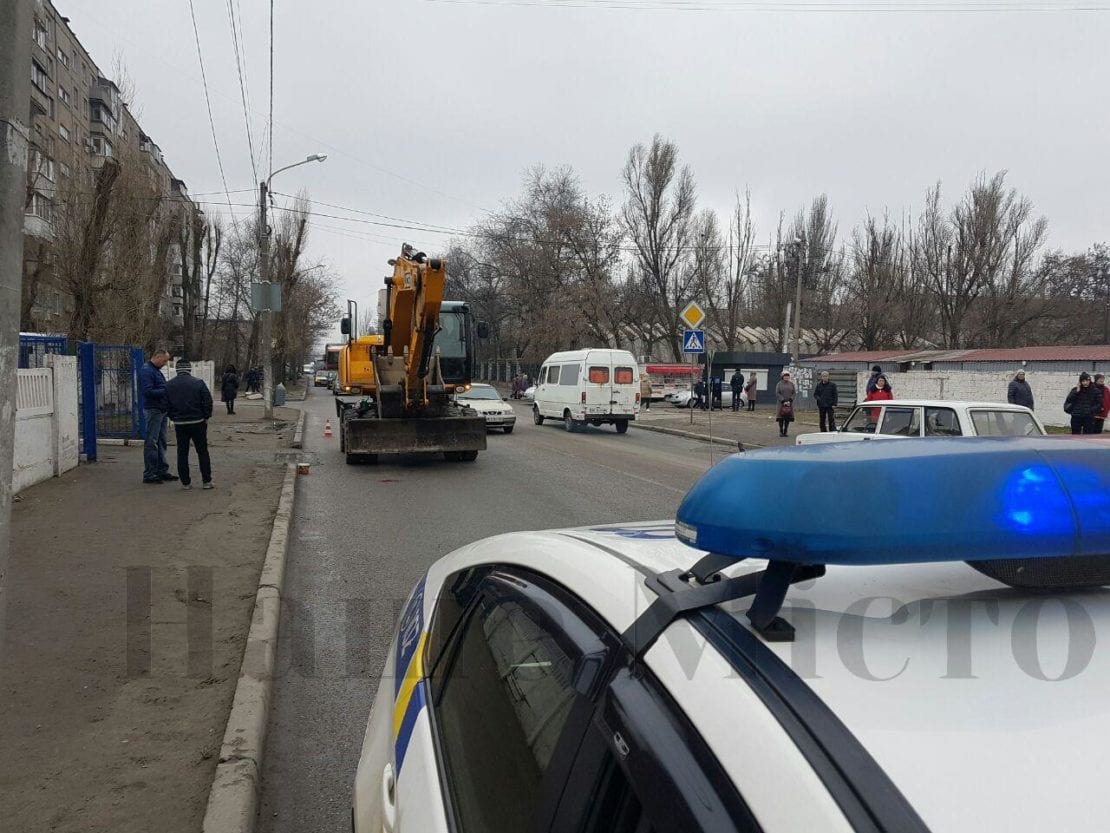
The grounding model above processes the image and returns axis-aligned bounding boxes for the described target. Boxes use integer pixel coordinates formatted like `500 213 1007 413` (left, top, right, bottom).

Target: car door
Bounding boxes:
421 567 619 833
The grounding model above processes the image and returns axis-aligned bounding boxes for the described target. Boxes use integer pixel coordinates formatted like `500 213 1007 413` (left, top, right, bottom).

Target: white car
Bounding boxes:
796 399 1045 445
673 387 746 409
521 385 536 401
456 383 516 433
352 437 1110 833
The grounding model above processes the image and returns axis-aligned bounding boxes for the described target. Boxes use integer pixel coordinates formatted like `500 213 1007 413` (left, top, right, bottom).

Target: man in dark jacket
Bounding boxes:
1064 372 1102 435
166 360 214 489
710 376 723 410
1007 370 1035 410
693 379 706 410
729 371 744 412
813 371 839 432
139 349 176 484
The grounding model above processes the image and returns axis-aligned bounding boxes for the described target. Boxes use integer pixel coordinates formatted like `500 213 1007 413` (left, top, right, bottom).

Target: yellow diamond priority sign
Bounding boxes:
680 301 706 330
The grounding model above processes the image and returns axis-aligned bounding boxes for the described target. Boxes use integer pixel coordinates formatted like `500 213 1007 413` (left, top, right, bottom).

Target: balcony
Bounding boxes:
88 77 120 114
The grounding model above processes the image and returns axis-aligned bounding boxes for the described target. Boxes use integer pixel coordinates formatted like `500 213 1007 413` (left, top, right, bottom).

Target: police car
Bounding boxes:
353 437 1110 832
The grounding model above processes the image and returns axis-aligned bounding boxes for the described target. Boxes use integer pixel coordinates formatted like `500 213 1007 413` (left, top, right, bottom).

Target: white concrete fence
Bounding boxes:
854 370 1086 429
14 355 79 494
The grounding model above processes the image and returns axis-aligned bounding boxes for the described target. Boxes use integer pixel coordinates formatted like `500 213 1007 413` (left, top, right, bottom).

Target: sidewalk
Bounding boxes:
634 402 822 448
0 398 300 833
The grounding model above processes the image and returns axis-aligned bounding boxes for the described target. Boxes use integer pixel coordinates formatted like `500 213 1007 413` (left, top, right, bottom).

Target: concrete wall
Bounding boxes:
13 355 79 493
854 369 1084 428
163 359 215 394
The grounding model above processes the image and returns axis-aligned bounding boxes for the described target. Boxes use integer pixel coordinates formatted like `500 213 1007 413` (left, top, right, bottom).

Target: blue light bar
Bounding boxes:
675 437 1110 566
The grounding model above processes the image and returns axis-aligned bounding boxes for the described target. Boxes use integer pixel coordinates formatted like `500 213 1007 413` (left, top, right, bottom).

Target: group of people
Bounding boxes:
1011 368 1110 435
691 371 760 412
138 350 248 489
509 373 532 399
243 367 263 394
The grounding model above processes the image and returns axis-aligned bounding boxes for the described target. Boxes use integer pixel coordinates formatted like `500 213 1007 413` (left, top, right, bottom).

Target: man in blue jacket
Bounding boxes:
165 360 214 489
138 349 176 484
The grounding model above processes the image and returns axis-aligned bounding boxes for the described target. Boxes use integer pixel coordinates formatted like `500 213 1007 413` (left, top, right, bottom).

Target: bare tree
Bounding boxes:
621 135 698 360
714 189 758 351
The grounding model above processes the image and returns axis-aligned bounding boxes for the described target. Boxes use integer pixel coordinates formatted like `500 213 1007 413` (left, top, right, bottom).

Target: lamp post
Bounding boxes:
259 153 327 418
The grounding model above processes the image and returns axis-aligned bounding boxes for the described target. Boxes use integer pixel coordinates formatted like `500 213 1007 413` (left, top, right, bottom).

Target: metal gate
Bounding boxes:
18 333 69 368
77 342 145 462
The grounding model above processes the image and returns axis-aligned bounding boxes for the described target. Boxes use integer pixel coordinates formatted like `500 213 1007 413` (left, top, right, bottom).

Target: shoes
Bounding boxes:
202 482 214 490
161 474 179 482
182 483 193 490
143 479 163 485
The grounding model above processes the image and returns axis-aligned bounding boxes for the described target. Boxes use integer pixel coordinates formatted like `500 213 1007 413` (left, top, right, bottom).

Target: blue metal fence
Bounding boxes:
77 342 145 462
18 333 69 368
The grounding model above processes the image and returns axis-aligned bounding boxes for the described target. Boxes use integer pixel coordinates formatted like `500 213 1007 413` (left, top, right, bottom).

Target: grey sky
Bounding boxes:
65 0 1108 339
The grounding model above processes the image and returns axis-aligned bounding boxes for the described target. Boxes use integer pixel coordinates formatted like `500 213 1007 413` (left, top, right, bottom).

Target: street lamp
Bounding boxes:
258 153 327 418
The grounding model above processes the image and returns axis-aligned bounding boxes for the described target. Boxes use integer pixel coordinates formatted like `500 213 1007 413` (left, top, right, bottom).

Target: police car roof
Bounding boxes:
444 523 1110 833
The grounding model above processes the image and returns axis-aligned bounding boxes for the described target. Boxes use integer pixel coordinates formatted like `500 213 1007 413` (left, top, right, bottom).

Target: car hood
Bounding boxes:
459 399 513 414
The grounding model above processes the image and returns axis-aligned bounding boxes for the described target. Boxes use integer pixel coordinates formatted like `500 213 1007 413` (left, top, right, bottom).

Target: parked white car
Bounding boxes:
455 384 516 433
672 388 747 409
796 399 1045 445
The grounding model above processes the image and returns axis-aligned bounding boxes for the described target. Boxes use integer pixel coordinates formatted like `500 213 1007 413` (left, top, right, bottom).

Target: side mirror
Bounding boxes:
503 397 509 402
476 321 491 339
340 317 351 335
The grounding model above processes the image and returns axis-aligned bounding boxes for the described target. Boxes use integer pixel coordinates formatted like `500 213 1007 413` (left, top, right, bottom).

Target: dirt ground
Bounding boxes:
0 401 299 833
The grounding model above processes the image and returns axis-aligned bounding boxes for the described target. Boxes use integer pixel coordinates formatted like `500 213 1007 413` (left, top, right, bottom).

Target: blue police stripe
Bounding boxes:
395 679 426 774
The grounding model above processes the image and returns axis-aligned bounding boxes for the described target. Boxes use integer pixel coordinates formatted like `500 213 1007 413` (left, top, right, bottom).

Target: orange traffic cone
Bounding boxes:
324 420 333 439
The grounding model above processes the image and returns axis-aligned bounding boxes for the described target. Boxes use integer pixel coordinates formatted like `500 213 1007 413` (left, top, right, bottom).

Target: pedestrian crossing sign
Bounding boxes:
683 329 705 354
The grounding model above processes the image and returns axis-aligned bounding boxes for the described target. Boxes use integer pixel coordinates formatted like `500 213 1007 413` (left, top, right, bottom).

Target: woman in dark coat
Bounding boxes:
775 371 797 437
1065 372 1102 435
220 364 240 415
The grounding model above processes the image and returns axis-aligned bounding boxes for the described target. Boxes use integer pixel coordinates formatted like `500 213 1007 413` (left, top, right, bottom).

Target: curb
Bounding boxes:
633 422 765 450
202 462 298 833
290 409 306 449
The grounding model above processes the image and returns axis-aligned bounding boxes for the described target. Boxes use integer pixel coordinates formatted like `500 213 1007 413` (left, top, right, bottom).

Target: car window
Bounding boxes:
878 407 920 436
615 366 634 385
924 407 962 436
547 365 559 385
970 409 1041 437
460 387 501 401
561 364 581 386
429 584 582 831
579 750 654 833
843 406 877 433
589 366 609 384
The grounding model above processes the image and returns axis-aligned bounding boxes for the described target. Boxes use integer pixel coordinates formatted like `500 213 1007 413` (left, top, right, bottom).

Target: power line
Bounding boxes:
425 0 1108 10
185 0 237 224
225 0 258 184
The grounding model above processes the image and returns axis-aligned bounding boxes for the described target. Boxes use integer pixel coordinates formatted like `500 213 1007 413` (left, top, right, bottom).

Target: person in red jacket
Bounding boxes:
1094 373 1110 434
864 374 893 426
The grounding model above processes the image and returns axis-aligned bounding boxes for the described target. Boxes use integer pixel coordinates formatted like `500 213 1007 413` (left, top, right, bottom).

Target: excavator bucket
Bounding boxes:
344 414 488 456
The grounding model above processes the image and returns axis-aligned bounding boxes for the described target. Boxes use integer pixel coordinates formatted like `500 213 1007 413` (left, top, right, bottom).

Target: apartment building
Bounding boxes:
22 0 197 336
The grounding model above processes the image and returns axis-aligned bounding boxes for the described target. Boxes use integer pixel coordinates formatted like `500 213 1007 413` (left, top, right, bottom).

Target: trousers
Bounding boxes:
175 422 212 485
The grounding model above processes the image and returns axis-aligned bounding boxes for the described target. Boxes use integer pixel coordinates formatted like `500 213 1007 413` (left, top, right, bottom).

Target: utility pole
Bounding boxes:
791 237 805 367
258 180 273 419
0 0 33 647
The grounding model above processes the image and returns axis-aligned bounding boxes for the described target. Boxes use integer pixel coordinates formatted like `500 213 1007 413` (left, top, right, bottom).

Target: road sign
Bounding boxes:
683 329 705 354
680 301 706 330
251 281 282 312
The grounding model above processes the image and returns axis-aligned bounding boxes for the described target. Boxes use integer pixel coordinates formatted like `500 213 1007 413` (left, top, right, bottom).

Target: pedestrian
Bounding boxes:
711 376 723 410
1094 373 1109 434
744 372 758 411
1065 372 1103 435
640 373 652 410
776 370 796 437
814 370 839 432
1007 369 1034 410
138 349 176 484
693 378 706 410
865 374 893 425
866 365 883 395
221 364 240 415
730 371 743 412
247 367 261 394
166 360 214 490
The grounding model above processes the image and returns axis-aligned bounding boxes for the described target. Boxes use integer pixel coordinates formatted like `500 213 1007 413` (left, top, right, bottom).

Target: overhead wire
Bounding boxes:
225 0 258 184
185 0 238 227
425 0 1107 10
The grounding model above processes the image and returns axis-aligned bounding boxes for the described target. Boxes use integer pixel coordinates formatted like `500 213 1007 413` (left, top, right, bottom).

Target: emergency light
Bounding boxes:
667 438 1110 641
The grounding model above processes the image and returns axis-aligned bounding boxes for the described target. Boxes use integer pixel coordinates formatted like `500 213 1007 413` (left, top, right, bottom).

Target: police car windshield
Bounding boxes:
460 387 500 401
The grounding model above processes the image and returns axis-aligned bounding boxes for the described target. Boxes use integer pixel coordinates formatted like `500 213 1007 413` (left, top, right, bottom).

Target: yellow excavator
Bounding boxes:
335 244 489 464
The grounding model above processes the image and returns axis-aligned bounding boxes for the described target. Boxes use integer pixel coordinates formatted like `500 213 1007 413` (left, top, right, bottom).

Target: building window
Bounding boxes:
91 136 113 158
59 161 70 178
31 61 49 94
58 123 70 141
90 102 117 132
27 192 53 222
33 20 47 50
59 85 70 106
36 155 55 182
57 47 69 68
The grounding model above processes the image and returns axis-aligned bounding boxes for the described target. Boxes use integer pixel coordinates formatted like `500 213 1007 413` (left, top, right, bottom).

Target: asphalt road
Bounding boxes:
257 387 726 832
